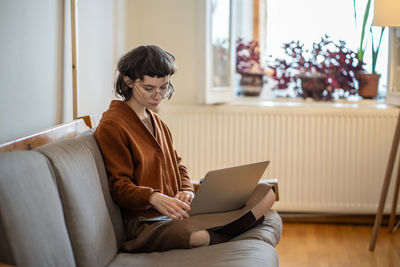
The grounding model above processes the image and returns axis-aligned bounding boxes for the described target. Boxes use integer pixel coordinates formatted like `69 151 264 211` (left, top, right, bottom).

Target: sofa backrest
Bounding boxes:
0 151 76 267
36 132 123 267
76 133 125 247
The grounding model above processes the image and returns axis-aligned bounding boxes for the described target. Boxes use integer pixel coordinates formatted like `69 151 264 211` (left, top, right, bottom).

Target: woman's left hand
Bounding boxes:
175 191 194 205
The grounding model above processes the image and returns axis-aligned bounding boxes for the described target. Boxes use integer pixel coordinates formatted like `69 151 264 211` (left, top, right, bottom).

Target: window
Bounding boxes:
200 0 236 104
234 0 389 99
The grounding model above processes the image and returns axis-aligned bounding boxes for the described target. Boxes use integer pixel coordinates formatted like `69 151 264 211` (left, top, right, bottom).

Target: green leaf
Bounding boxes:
371 27 386 73
358 0 372 62
353 0 357 30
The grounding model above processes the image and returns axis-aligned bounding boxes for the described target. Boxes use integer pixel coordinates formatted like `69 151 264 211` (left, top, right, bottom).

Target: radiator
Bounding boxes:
160 102 399 214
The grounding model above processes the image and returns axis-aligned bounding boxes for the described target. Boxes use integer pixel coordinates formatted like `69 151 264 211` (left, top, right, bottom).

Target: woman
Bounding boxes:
95 45 275 253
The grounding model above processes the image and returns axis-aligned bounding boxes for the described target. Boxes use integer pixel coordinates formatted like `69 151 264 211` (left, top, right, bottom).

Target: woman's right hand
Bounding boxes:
149 192 190 220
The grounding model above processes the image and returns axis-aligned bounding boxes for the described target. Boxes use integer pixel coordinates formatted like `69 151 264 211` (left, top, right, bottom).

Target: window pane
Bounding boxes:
264 0 388 97
212 0 231 88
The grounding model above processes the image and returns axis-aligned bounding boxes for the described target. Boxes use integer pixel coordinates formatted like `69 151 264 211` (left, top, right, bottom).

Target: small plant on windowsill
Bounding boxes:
236 38 266 96
269 35 364 101
353 0 386 98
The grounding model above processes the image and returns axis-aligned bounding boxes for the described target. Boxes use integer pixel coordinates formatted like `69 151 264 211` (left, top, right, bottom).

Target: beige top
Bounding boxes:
142 117 155 136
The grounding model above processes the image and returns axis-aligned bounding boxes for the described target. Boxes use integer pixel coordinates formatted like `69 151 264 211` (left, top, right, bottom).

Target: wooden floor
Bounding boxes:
276 223 400 267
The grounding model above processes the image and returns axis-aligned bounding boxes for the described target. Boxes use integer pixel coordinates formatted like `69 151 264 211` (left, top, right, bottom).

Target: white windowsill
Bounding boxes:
229 95 396 110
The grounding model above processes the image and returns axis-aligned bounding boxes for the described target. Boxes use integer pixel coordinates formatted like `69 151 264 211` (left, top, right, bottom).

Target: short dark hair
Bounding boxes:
115 45 177 101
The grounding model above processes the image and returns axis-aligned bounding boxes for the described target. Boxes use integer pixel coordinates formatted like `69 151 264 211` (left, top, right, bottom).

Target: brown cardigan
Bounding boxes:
95 100 194 219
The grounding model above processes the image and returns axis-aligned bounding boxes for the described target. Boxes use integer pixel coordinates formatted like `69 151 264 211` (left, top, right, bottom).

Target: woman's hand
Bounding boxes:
149 192 190 220
175 191 194 205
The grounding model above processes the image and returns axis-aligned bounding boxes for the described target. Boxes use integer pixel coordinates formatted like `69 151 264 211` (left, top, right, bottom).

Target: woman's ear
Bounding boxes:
123 76 134 88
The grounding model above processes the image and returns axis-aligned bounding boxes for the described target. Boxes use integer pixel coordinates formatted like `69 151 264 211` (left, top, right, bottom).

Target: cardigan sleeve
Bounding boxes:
95 120 155 211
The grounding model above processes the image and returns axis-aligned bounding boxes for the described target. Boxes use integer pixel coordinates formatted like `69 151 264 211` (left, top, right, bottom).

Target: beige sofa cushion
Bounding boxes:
109 239 278 267
37 138 118 267
77 132 125 248
232 210 282 246
0 151 75 267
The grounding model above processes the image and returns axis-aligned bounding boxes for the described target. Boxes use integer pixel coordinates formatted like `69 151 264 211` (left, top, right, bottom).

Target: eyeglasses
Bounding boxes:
134 81 175 100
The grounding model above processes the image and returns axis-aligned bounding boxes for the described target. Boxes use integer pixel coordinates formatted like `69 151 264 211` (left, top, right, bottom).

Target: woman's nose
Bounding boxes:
153 91 162 100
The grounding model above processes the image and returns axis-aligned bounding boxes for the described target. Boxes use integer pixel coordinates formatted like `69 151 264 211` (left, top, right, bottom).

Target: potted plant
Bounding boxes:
269 35 363 100
236 38 265 96
353 0 386 98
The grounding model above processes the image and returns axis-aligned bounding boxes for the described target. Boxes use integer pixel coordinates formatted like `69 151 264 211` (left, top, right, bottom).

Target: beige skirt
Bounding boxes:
122 183 272 253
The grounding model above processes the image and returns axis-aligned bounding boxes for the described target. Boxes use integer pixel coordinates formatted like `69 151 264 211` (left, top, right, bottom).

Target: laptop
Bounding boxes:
140 161 269 222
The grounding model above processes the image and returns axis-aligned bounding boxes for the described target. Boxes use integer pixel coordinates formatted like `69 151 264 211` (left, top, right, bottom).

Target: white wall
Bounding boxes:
75 0 118 123
0 0 201 143
0 0 64 143
124 0 200 105
0 0 120 143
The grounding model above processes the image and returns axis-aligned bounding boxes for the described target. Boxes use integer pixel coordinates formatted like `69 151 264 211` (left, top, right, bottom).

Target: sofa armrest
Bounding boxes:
260 179 279 201
192 178 279 201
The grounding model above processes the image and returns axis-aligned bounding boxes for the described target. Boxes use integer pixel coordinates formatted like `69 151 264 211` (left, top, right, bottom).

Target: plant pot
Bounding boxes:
239 73 264 96
357 72 380 98
298 74 329 100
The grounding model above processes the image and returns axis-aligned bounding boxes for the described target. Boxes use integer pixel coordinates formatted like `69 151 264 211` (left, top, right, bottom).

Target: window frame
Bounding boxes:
198 0 236 104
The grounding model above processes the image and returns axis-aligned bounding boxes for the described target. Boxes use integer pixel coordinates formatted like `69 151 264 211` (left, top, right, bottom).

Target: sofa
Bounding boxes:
0 121 282 267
